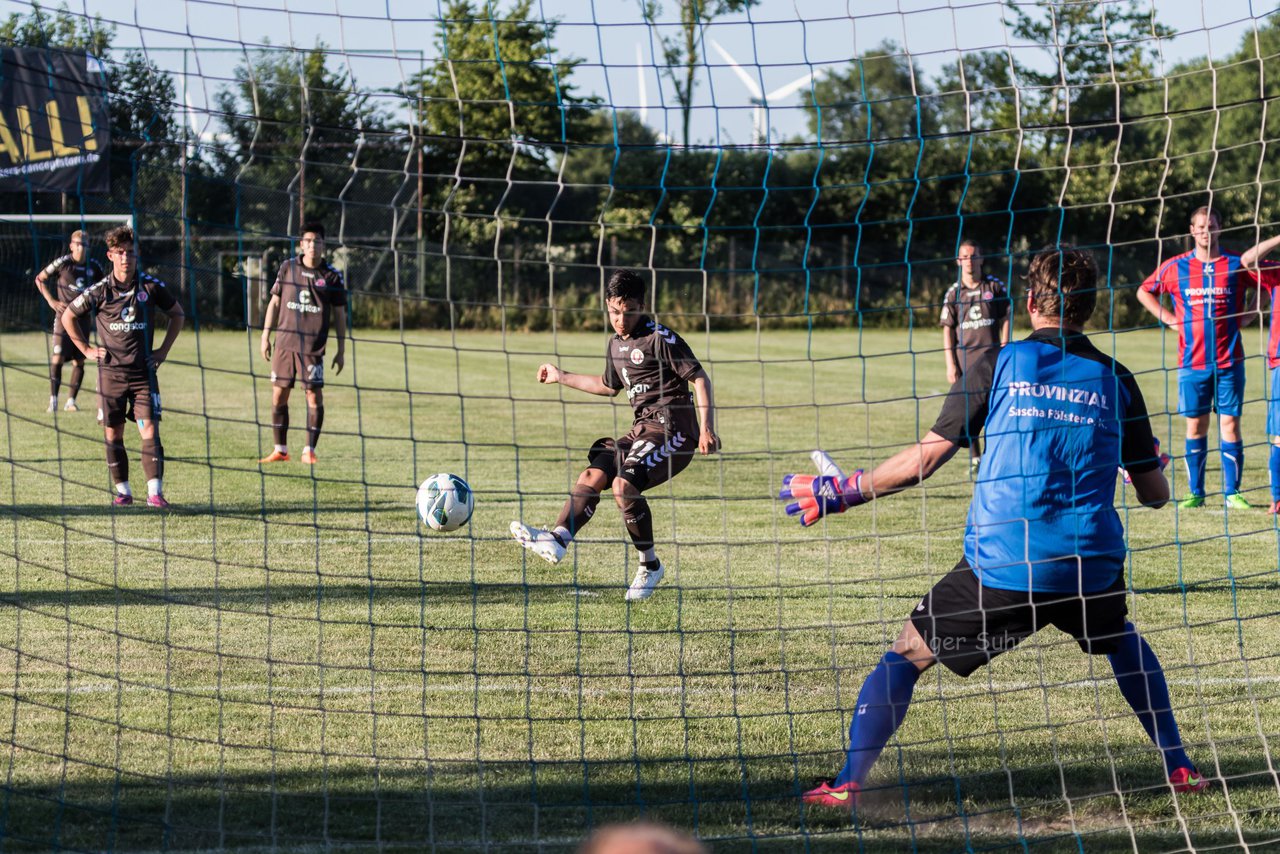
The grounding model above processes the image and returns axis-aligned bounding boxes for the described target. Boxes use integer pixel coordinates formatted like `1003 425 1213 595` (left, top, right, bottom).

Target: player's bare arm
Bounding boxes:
1239 232 1280 269
34 269 63 312
1136 288 1177 330
150 302 186 367
862 431 959 500
536 363 617 396
332 305 347 375
260 295 281 360
1129 466 1170 509
61 305 104 362
942 326 959 384
691 370 719 455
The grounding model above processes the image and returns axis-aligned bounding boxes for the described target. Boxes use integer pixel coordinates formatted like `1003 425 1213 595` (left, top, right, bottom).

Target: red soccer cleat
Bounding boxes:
802 778 860 808
112 493 133 506
147 494 171 509
258 450 290 464
1169 767 1209 793
1269 500 1280 516
300 448 317 465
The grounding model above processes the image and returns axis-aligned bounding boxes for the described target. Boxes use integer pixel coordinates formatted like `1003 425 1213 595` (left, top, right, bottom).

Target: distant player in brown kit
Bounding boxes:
510 269 719 601
35 230 103 413
63 226 184 507
258 222 347 465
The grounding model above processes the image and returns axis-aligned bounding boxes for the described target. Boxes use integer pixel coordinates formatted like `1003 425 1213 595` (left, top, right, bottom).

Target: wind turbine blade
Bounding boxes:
709 39 763 100
636 43 648 124
765 69 820 103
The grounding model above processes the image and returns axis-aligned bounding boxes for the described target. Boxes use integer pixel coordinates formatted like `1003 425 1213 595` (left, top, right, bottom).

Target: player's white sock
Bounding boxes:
302 445 313 454
116 481 132 497
553 526 573 545
49 395 57 408
640 547 657 563
275 444 288 454
147 478 163 497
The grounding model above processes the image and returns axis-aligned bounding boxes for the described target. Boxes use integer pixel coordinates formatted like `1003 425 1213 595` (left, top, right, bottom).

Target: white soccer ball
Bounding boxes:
416 473 474 532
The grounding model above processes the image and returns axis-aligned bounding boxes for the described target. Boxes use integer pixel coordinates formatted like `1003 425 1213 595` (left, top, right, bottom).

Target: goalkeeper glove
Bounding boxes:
780 470 866 527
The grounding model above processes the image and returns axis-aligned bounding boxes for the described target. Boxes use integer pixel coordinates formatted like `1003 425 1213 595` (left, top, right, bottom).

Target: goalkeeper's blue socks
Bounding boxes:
1184 437 1208 496
1269 444 1280 502
1221 440 1243 494
833 651 920 787
1107 623 1192 775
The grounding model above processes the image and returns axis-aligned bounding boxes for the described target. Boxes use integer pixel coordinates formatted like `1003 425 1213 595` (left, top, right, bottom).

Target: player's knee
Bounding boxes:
611 477 639 505
576 468 607 492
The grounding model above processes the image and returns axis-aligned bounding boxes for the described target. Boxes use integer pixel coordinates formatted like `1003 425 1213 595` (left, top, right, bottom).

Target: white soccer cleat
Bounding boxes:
509 520 566 564
625 562 665 601
46 396 57 413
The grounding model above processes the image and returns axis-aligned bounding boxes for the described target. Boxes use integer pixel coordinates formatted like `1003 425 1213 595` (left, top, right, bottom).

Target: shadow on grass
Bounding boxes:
0 753 1274 852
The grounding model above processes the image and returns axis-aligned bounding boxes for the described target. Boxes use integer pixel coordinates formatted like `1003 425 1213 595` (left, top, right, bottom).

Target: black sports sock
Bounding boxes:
555 490 600 539
50 361 63 396
105 438 129 485
306 405 324 449
620 495 655 553
68 363 84 400
272 404 289 448
141 436 164 482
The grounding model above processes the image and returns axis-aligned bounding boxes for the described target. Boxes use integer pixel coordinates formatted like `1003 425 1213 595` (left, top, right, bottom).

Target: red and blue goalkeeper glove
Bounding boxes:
1120 437 1171 484
780 470 866 526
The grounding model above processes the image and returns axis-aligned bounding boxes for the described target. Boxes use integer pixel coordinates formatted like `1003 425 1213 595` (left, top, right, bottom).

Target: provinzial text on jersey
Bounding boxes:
1006 381 1109 410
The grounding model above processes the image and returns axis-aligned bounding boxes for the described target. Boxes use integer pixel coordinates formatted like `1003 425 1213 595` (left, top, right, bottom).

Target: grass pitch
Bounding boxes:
0 324 1276 852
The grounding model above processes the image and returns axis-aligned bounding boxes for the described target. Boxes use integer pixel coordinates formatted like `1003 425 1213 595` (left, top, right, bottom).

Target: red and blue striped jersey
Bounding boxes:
1261 273 1280 368
1141 251 1280 370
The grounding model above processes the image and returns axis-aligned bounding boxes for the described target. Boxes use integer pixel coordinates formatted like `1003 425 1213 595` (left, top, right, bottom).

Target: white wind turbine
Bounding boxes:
183 90 233 159
709 39 821 145
635 43 673 145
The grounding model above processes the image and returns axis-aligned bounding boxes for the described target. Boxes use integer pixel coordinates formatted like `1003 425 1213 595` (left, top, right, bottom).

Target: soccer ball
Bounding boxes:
416 473 474 532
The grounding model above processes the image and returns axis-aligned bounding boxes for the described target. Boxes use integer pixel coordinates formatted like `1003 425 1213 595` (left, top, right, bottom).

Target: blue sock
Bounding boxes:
1221 440 1243 495
1107 623 1192 775
1270 445 1280 502
1184 437 1208 497
834 651 921 787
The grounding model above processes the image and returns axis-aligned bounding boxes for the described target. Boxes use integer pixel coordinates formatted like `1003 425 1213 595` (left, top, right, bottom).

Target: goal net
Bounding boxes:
0 1 1277 850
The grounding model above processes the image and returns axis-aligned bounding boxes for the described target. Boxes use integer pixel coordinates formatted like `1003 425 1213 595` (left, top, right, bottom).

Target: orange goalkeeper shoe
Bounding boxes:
258 450 290 464
1169 767 1209 793
301 448 317 465
802 778 859 808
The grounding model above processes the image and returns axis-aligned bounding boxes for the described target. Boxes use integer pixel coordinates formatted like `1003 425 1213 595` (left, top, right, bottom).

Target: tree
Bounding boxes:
213 42 396 233
639 0 760 147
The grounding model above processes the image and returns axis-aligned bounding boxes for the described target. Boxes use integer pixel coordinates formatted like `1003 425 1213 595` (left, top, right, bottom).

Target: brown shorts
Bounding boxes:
97 369 160 426
272 349 325 389
51 314 87 362
587 417 698 491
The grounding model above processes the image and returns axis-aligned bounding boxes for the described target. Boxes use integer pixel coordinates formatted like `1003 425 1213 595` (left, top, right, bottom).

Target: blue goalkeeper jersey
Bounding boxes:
930 328 1159 594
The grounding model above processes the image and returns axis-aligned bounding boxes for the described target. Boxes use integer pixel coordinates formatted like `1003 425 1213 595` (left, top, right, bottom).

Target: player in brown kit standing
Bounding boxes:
35 230 104 413
63 226 184 507
257 222 347 465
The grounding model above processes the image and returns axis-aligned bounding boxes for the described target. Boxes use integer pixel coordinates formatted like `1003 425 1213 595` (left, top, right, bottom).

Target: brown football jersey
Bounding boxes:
270 258 346 356
42 254 104 305
939 273 1010 372
601 316 704 426
68 271 176 373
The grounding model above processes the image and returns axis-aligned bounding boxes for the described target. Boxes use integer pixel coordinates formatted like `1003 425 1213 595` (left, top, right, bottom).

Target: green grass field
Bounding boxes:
0 324 1277 852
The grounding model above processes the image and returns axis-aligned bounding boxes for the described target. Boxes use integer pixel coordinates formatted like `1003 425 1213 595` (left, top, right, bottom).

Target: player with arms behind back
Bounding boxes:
63 226 184 507
35 230 103 413
510 269 719 601
258 222 347 465
783 247 1208 807
1136 206 1280 508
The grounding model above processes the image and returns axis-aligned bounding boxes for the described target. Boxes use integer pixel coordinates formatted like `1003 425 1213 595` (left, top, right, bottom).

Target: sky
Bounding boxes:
5 0 1274 145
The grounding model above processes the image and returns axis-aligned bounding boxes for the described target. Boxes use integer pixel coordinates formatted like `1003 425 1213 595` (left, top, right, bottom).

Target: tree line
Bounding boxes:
2 0 1278 332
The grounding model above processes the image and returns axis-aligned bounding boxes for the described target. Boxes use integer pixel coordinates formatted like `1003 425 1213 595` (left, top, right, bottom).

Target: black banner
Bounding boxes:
0 48 110 193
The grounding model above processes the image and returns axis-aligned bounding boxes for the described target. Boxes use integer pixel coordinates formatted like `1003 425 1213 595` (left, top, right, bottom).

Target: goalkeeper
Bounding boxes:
783 247 1208 807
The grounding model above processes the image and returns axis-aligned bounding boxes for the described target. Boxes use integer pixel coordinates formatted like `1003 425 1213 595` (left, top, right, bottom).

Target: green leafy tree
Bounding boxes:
639 0 760 147
213 42 396 233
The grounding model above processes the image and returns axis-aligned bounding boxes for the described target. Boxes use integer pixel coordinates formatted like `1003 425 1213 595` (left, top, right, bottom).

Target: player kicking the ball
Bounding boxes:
510 269 719 601
783 247 1208 808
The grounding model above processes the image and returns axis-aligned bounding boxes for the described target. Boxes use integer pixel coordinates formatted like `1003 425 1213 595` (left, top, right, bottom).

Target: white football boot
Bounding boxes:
509 521 566 564
625 562 665 601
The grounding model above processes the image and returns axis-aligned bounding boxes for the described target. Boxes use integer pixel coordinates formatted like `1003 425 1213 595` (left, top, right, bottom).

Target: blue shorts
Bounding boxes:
1179 365 1245 418
1269 367 1280 436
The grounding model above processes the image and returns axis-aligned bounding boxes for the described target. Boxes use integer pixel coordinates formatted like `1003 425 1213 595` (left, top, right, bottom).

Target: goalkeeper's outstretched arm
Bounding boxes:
861 431 961 500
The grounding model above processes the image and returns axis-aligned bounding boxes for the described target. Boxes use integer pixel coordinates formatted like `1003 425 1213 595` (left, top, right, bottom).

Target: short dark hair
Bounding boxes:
1190 206 1220 229
104 226 135 250
959 238 982 255
605 269 646 303
1026 246 1098 328
301 221 326 239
